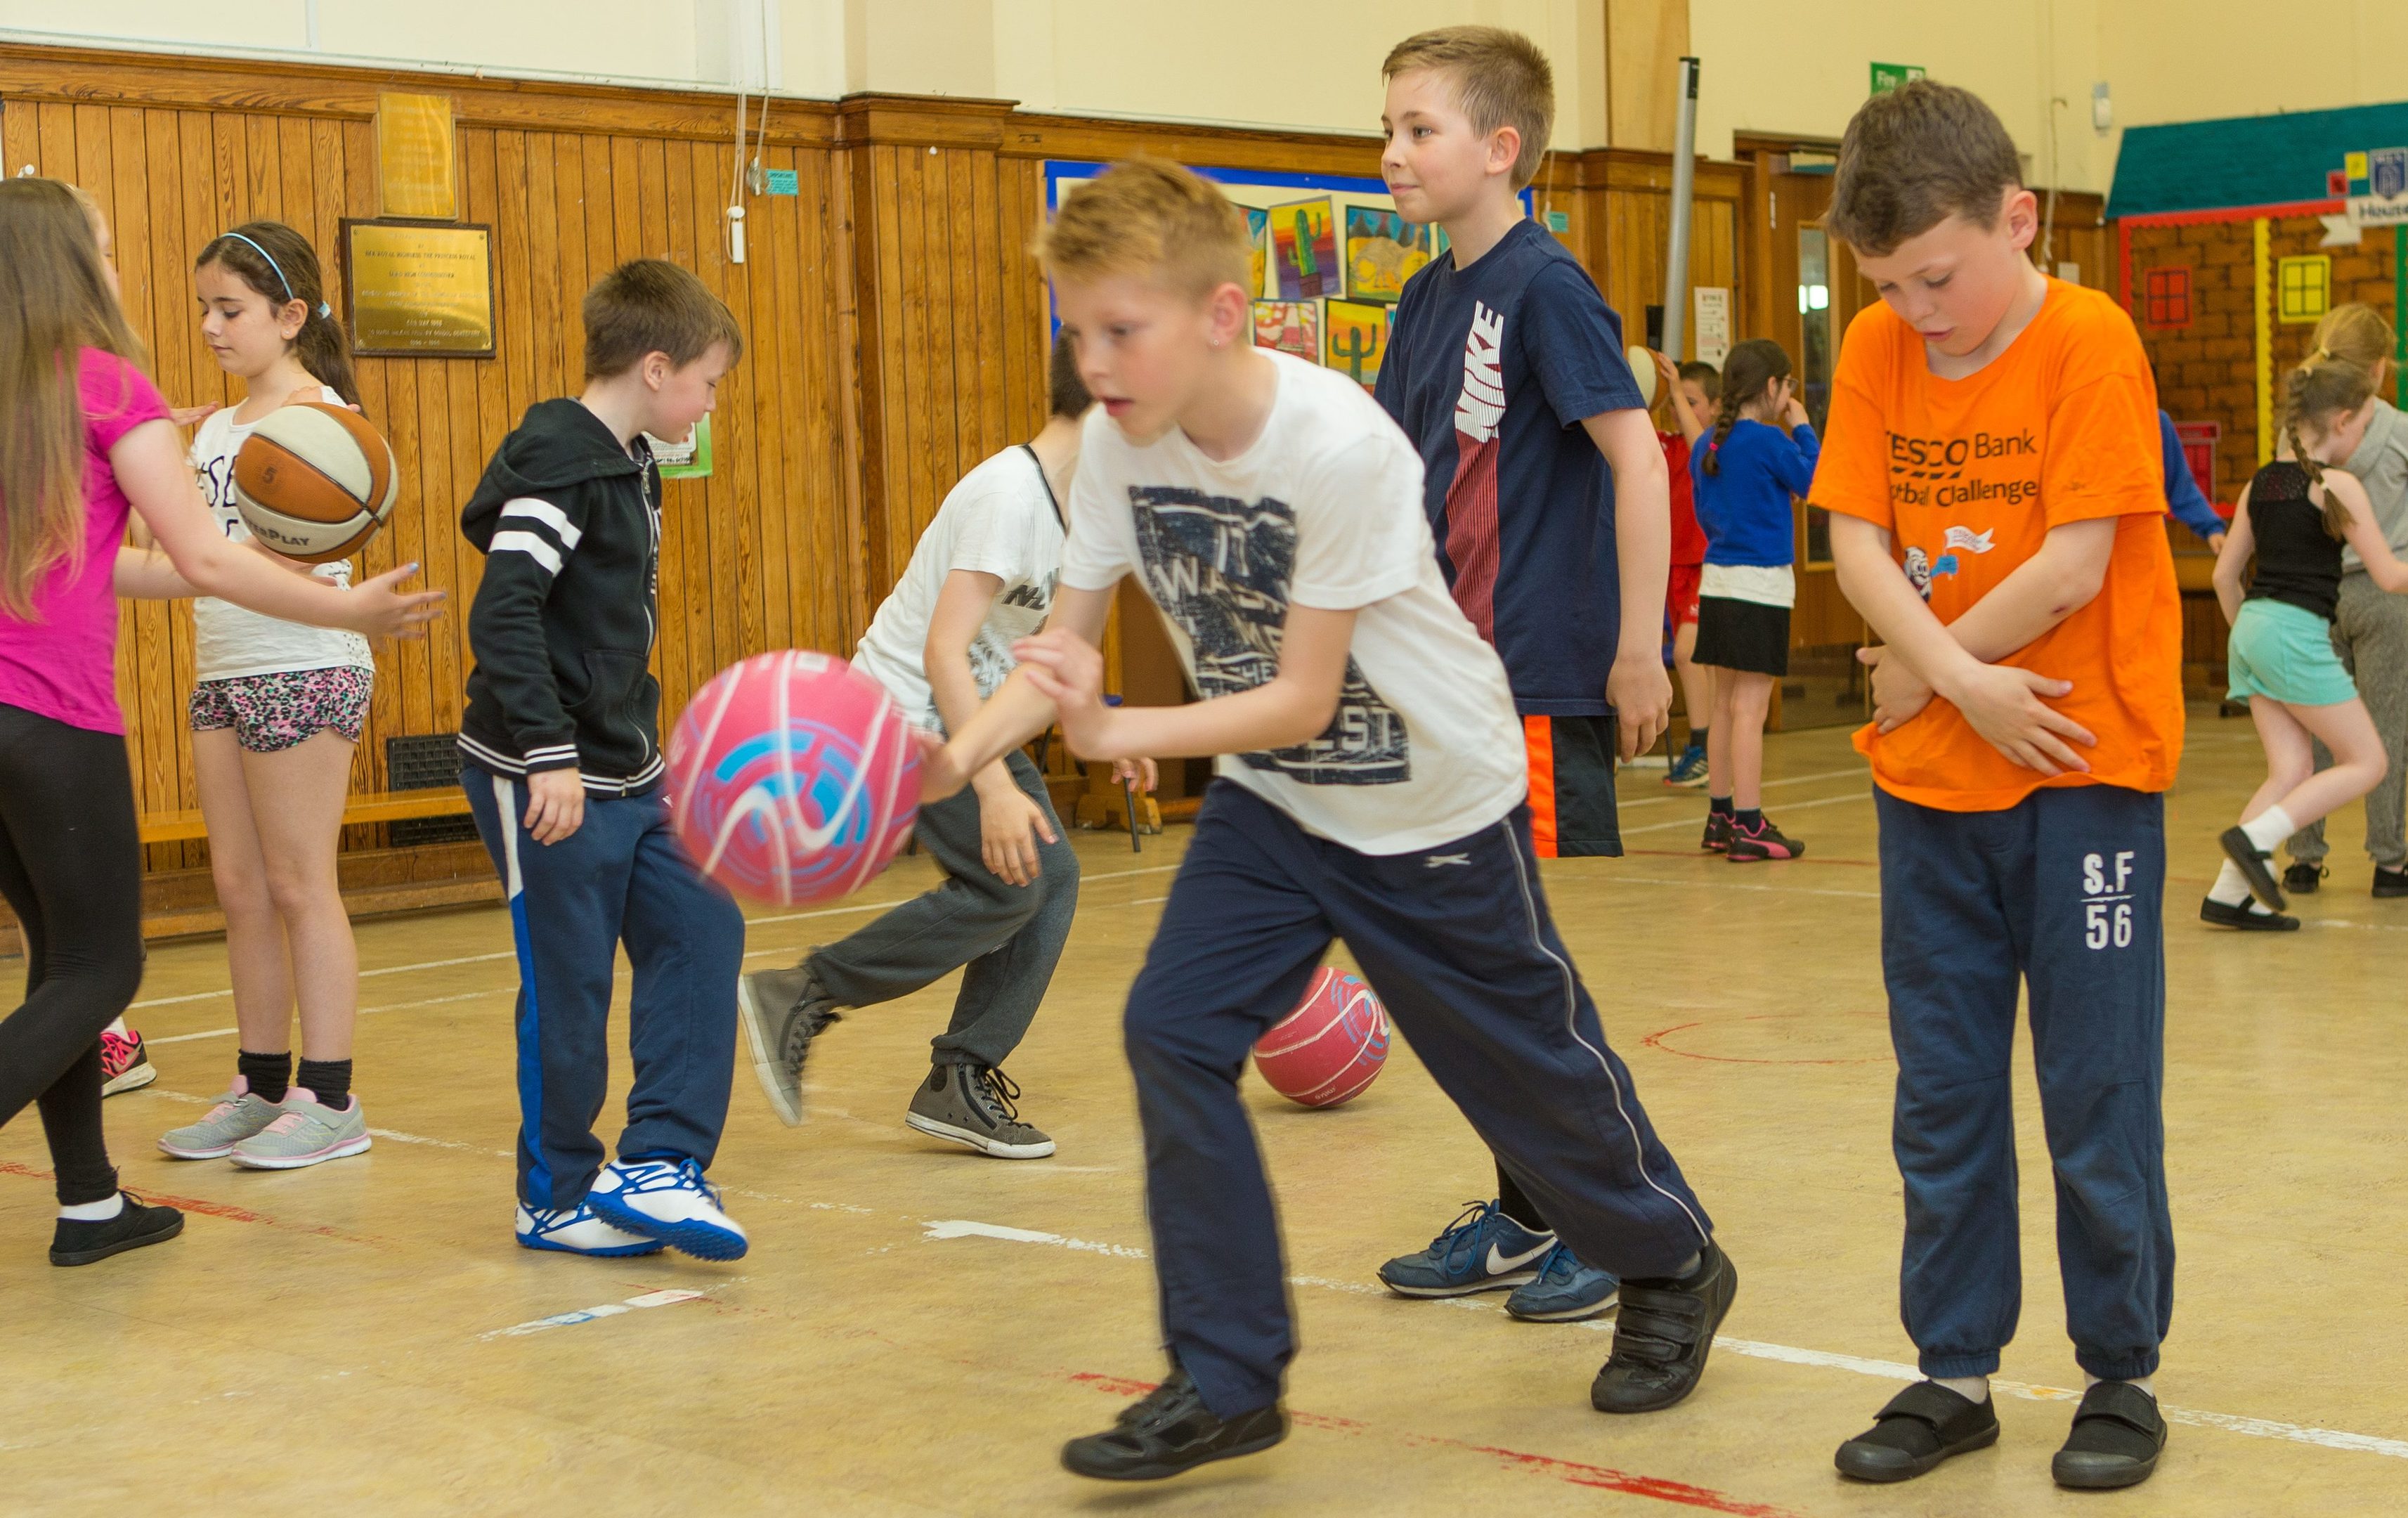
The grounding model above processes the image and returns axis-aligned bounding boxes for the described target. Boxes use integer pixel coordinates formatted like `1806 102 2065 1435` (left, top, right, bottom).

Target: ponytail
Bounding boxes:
196 221 360 408
2284 354 2376 540
1700 338 1792 478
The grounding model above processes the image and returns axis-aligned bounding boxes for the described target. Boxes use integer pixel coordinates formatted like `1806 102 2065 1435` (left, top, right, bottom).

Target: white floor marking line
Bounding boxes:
479 1288 709 1341
1621 789 1873 837
1608 872 1885 902
145 985 518 1045
1615 767 1872 813
925 1219 2408 1462
132 948 524 1009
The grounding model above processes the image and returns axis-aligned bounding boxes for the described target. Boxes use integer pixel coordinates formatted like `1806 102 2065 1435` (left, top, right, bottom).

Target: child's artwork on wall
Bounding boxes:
1270 196 1340 300
1247 207 1269 299
1252 300 1322 363
1324 300 1388 391
1344 207 1435 302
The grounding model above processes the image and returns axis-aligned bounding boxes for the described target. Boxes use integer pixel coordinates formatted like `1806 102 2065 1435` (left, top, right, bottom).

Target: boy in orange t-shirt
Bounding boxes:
1816 84 2182 1492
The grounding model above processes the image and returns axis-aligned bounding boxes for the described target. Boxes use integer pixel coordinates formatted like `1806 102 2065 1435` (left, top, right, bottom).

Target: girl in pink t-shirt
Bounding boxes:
0 179 439 1267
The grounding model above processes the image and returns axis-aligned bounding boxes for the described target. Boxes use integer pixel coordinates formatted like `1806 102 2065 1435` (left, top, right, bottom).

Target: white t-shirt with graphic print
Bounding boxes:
189 385 375 683
1058 349 1528 856
853 444 1065 729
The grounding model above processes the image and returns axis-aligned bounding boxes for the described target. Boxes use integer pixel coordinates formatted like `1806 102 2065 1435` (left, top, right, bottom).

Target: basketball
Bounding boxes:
230 402 399 564
665 649 920 907
1253 967 1388 1109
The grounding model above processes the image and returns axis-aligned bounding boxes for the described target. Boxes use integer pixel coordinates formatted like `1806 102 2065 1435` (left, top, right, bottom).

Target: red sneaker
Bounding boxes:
100 1030 157 1096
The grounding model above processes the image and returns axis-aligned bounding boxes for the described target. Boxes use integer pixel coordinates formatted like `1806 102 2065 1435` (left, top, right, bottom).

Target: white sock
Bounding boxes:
1933 1374 1990 1403
2085 1372 2156 1400
58 1193 125 1221
2208 859 2271 912
2240 806 2297 853
103 1016 129 1037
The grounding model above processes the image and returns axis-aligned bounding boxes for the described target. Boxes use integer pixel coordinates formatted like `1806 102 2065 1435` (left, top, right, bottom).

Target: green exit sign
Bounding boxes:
1870 62 1926 95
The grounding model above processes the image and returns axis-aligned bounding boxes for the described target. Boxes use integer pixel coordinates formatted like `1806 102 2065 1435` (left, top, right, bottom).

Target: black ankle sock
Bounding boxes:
1688 727 1707 747
237 1049 292 1103
1709 795 1734 817
1736 808 1764 830
297 1058 352 1110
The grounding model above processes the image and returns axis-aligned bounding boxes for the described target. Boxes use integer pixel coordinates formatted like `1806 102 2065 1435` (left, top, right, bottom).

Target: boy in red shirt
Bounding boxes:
1818 83 2182 1491
1653 351 1718 784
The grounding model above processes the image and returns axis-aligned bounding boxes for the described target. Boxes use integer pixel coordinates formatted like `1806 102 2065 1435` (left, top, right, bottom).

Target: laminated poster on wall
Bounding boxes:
649 414 712 480
1270 197 1341 300
1247 207 1270 299
1343 207 1436 303
1252 301 1322 364
1324 301 1389 392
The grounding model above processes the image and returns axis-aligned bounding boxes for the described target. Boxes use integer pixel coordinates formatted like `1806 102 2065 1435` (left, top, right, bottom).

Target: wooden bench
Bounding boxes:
137 787 474 845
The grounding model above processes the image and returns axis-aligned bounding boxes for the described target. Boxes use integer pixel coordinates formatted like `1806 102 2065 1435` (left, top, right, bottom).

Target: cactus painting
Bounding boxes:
1325 300 1389 391
1270 196 1340 299
1251 300 1322 363
1247 207 1269 298
1344 207 1436 302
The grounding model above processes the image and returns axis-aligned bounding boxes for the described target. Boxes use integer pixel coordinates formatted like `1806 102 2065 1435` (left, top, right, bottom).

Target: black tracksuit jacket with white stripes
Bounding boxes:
458 399 665 795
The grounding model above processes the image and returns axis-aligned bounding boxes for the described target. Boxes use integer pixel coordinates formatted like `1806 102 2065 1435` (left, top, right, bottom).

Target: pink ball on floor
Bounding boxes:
1254 968 1388 1109
666 650 919 906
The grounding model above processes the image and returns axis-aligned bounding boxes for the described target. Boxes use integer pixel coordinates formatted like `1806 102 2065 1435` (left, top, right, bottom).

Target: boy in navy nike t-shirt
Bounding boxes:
1369 25 1674 1324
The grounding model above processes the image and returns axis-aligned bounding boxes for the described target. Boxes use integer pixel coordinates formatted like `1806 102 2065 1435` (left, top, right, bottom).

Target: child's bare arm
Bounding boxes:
1934 517 2116 663
2326 472 2408 594
1582 408 1674 760
922 583 1113 800
2211 483 2256 623
1832 515 2097 774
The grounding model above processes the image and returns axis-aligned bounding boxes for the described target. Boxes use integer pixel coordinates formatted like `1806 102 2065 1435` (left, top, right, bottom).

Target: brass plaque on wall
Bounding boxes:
341 221 495 357
377 91 457 221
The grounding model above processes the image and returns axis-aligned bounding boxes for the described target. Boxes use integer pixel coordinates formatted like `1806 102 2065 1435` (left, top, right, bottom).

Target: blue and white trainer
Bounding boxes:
1377 1199 1556 1297
1504 1242 1620 1321
586 1157 750 1261
514 1201 665 1257
1663 740 1710 788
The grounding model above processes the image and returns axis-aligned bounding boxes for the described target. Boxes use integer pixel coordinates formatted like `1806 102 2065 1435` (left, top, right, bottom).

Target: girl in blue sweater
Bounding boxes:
1692 339 1818 862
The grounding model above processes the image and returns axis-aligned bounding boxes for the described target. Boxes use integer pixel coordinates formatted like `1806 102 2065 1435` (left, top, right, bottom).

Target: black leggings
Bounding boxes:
0 704 143 1206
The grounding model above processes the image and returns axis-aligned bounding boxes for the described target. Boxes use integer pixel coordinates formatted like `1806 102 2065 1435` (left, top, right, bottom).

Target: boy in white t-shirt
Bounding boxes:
739 339 1140 1159
920 160 1732 1482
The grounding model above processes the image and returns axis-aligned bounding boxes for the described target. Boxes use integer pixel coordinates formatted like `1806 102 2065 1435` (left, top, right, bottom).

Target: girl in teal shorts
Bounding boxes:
2206 357 2408 929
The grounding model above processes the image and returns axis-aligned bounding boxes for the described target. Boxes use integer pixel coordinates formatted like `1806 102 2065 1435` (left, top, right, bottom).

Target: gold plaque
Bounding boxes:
341 221 495 357
377 92 457 221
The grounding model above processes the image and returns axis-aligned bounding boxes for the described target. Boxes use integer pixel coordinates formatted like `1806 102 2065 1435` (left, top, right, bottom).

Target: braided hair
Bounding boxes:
2283 355 2376 540
1700 339 1792 476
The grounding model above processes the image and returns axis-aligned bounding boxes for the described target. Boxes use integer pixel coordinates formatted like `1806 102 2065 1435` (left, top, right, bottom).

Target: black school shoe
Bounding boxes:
1060 1368 1288 1481
1590 1240 1737 1413
1834 1381 2000 1482
2374 865 2408 899
2052 1381 2167 1489
2218 827 2287 911
50 1193 184 1266
2199 896 2300 932
2284 861 2326 895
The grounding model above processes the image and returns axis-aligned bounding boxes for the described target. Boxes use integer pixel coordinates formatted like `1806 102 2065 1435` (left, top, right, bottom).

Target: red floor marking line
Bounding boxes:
0 1162 382 1245
1067 1373 1791 1512
1625 848 1880 869
1412 1437 1807 1517
1641 1015 1896 1068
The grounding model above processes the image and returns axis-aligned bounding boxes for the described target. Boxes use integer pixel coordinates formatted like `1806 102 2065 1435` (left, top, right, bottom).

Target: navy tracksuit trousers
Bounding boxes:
464 767 747 1210
1875 783 2174 1382
1127 781 1712 1418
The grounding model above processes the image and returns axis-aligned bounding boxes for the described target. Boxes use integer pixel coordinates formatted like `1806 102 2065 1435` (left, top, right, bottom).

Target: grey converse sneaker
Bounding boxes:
906 1063 1055 1159
159 1079 284 1160
736 963 841 1127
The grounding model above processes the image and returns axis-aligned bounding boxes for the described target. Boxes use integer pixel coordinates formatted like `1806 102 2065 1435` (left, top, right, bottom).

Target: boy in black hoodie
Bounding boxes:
459 259 751 1260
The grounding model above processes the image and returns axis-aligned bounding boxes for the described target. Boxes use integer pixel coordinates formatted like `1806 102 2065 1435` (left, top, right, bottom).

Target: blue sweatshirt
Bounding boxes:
1692 418 1819 568
2158 410 2223 541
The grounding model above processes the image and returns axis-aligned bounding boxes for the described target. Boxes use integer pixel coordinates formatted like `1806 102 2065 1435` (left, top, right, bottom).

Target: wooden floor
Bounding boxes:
6 717 2405 1516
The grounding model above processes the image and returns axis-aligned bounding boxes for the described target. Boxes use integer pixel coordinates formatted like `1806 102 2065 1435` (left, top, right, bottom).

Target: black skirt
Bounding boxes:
1694 596 1790 677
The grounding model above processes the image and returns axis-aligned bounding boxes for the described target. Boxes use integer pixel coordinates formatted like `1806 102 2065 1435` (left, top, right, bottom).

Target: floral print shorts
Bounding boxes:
188 667 373 753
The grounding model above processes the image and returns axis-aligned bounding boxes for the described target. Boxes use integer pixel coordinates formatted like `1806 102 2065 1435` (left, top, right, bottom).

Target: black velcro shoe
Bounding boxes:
1590 1240 1736 1413
2218 827 2287 911
1834 1381 2000 1482
2199 897 2300 932
51 1193 184 1266
1061 1368 1287 1481
2283 862 2326 895
2052 1381 2167 1489
2374 865 2408 900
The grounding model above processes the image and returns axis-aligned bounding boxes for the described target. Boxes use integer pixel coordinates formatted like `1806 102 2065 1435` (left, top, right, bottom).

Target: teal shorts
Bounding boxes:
2226 597 2357 707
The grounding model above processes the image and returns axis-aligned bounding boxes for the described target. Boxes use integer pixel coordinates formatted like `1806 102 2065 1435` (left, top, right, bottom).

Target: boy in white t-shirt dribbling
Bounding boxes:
738 337 1149 1158
920 159 1732 1482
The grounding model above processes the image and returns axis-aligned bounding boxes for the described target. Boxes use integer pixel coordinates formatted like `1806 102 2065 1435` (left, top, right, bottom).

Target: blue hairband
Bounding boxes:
220 231 332 318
